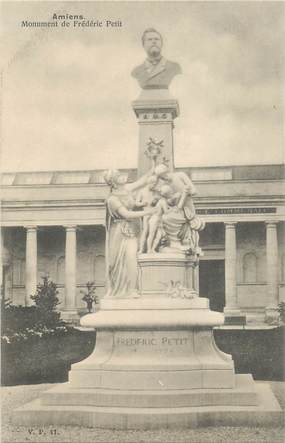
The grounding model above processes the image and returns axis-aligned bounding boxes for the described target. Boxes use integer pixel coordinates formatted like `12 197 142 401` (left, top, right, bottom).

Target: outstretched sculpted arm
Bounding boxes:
126 169 155 193
116 205 152 220
177 190 188 210
178 172 196 195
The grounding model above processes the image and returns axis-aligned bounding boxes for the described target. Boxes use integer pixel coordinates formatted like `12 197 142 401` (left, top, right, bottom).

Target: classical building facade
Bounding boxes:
1 164 284 324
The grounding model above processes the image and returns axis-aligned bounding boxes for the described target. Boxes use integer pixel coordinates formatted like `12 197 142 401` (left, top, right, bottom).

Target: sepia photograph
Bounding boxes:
1 1 284 442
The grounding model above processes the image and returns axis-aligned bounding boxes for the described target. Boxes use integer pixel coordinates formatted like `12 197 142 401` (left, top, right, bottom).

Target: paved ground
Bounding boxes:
1 382 284 443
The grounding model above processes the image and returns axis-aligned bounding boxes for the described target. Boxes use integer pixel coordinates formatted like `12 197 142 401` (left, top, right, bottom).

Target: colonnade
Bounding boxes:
25 225 77 313
3 221 282 320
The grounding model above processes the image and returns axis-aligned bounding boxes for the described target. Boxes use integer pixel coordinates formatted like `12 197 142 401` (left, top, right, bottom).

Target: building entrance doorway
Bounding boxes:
199 260 225 312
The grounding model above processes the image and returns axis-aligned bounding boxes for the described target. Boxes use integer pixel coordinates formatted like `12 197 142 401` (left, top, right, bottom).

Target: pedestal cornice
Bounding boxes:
132 98 179 119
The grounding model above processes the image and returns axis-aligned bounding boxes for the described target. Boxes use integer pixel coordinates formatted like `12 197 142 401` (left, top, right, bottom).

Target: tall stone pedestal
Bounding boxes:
132 89 179 176
14 254 282 429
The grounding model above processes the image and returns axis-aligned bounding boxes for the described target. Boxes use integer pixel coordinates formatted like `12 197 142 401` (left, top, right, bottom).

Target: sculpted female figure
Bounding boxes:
103 169 153 297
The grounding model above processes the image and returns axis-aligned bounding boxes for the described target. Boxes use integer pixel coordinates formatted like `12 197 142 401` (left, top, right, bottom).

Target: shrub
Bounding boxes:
2 328 96 385
30 276 63 328
1 278 97 385
1 277 67 344
214 326 284 381
1 303 38 333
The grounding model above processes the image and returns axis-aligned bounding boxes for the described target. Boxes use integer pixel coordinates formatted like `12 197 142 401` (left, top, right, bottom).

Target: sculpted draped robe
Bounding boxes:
105 193 139 298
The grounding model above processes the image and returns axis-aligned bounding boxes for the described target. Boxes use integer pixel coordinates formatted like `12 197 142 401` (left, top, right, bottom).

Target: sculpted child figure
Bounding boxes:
135 175 159 253
146 184 188 253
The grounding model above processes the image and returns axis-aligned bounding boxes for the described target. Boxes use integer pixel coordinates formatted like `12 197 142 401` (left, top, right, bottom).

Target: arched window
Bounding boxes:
56 256 65 285
282 254 285 283
37 255 54 282
93 255 105 284
12 258 25 285
243 252 257 283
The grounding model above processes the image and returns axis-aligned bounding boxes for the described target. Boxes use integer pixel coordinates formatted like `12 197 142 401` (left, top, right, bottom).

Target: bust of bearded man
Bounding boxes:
131 28 182 90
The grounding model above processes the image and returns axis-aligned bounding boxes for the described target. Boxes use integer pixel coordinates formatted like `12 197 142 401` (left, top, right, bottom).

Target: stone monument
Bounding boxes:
14 29 282 430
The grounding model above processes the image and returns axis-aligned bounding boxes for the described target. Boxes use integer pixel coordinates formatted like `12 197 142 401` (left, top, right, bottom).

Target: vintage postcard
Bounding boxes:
1 1 284 442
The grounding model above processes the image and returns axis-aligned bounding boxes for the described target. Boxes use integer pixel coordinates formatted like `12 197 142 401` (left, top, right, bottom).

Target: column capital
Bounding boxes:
64 224 77 231
224 222 237 229
24 225 38 232
265 220 278 228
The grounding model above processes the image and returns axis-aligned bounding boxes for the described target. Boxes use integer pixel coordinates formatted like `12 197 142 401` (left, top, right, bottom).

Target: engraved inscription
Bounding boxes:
196 207 276 215
116 336 191 346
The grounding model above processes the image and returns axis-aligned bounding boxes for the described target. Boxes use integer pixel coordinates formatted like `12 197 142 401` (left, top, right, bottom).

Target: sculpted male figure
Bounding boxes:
132 28 182 89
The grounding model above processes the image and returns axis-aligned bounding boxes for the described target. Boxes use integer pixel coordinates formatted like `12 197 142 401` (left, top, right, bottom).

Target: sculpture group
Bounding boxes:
103 139 205 298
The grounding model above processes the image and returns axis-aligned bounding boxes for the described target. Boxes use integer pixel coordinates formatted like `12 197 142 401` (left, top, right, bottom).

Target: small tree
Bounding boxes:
81 282 99 313
31 276 63 328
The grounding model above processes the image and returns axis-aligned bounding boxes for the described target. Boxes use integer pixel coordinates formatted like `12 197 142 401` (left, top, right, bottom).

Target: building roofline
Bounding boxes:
1 163 284 175
2 164 284 186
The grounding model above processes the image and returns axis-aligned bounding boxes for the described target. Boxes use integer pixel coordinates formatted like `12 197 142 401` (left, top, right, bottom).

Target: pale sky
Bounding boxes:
1 1 284 172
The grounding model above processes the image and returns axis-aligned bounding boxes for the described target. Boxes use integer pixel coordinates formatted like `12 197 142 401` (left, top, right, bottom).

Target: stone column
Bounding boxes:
25 226 37 306
224 222 244 324
64 225 77 316
265 221 279 321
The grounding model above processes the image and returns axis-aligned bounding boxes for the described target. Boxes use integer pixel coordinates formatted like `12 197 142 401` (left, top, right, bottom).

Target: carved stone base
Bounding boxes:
138 252 198 297
12 255 282 429
69 329 234 390
14 305 282 428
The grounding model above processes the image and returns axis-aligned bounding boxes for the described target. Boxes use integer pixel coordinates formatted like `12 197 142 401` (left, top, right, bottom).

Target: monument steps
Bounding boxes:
70 361 234 370
14 383 282 430
69 370 235 390
41 374 257 408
